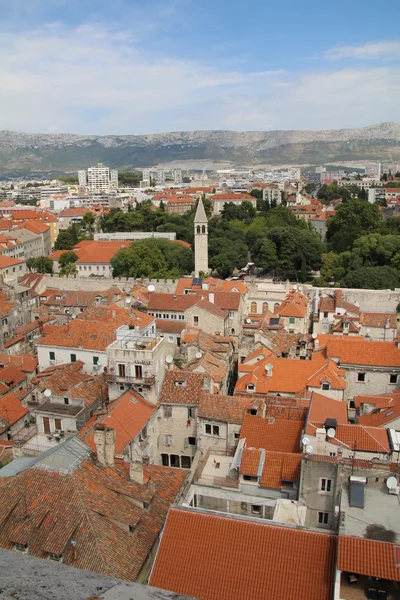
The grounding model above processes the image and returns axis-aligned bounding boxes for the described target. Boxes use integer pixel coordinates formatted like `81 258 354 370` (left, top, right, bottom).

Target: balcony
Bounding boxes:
105 373 155 386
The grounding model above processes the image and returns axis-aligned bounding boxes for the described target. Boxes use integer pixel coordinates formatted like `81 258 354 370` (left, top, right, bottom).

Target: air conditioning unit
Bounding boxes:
49 360 56 365
93 364 101 371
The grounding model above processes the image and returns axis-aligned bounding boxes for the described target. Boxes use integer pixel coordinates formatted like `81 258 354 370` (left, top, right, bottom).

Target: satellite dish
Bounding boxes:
302 437 310 446
327 428 336 438
126 298 131 304
246 318 251 324
293 284 297 291
71 314 77 319
44 389 51 397
165 354 173 364
305 445 314 455
298 286 302 291
386 476 398 490
312 332 318 339
195 351 202 359
147 284 155 292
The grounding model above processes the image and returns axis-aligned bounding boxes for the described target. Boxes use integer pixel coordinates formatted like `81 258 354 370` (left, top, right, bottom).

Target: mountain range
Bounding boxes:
0 122 399 174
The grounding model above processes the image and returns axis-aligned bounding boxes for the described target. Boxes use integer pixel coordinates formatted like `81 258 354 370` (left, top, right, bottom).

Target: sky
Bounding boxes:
0 0 399 135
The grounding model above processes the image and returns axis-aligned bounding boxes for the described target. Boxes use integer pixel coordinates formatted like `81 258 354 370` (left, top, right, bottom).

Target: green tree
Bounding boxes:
26 257 36 272
304 183 316 195
34 256 53 274
327 199 382 252
59 251 79 276
81 211 96 237
341 266 400 289
251 238 277 273
61 262 77 278
55 231 75 250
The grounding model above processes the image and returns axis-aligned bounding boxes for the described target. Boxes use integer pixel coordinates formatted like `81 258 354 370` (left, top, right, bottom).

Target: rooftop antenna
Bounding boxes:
386 476 398 491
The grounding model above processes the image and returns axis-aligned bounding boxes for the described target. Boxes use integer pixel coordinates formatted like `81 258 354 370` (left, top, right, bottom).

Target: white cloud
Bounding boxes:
0 24 399 134
326 41 400 61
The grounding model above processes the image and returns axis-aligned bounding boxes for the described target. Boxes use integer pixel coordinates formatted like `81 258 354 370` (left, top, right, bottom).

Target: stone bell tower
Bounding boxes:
194 197 208 276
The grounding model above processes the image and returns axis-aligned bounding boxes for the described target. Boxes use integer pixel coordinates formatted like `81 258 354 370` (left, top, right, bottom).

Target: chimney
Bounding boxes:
94 425 115 468
265 363 273 377
130 461 144 485
209 292 215 304
315 428 326 443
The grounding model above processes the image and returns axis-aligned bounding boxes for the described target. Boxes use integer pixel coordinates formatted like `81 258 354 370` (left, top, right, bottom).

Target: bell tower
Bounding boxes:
194 197 208 276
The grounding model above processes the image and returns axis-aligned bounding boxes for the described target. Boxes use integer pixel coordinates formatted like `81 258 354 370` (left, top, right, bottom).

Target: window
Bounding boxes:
390 374 398 385
164 406 172 418
289 317 295 324
64 397 69 405
357 372 366 382
318 512 329 525
205 424 219 436
139 426 147 441
161 453 169 466
188 436 197 446
322 382 330 391
129 525 135 533
234 432 240 440
181 456 191 469
320 478 332 493
193 316 199 326
48 552 62 561
249 408 257 415
247 384 255 392
251 302 257 314
170 454 180 467
55 419 62 431
329 452 336 457
229 311 234 318
93 356 99 365
49 351 55 361
251 505 262 516
164 434 174 446
1 318 7 326
14 543 27 552
70 354 76 362
243 475 257 482
118 363 126 377
188 407 195 419
343 321 349 329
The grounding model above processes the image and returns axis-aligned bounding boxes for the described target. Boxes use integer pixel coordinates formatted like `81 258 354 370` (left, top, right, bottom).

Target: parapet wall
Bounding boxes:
42 274 178 293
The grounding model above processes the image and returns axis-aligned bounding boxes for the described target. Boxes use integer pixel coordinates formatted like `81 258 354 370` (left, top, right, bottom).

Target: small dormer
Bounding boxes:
247 383 255 392
321 381 330 391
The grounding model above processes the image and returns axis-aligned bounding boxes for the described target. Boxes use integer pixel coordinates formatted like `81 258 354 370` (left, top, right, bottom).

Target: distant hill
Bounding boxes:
0 122 399 174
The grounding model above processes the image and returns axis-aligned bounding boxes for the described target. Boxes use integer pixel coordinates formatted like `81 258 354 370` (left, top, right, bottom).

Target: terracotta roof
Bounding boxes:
199 394 261 424
277 291 308 318
0 353 38 373
306 422 390 453
0 365 26 386
307 392 349 425
0 256 25 268
260 451 302 488
59 207 93 217
338 536 400 581
240 415 304 453
0 454 185 581
211 193 255 201
353 393 398 410
0 392 29 432
174 276 247 295
150 508 336 600
0 301 15 319
315 335 400 367
148 290 241 312
15 220 50 234
37 305 138 351
78 390 157 454
239 447 262 475
159 370 207 405
360 312 398 329
155 319 186 333
190 298 227 319
185 351 227 385
358 394 400 427
32 361 104 408
236 357 345 395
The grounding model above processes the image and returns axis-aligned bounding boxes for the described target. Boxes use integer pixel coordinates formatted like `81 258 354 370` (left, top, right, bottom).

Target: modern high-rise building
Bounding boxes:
78 170 87 188
110 169 119 189
142 169 151 186
156 168 165 185
86 164 116 193
174 169 183 185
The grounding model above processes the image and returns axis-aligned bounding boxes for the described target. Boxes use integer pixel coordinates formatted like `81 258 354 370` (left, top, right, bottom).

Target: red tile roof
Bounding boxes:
155 319 186 333
78 390 157 453
0 365 26 386
0 392 29 433
0 353 38 373
211 193 255 201
0 455 185 581
307 392 348 425
159 370 207 405
315 335 400 367
360 312 398 329
338 536 400 581
0 256 25 268
199 394 261 424
150 508 336 600
306 422 390 453
240 415 304 453
277 291 308 318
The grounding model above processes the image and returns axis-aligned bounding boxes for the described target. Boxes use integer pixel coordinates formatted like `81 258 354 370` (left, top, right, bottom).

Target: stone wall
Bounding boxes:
41 274 178 293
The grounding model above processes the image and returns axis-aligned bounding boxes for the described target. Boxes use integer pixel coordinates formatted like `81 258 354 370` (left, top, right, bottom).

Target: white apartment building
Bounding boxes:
85 164 118 193
263 186 281 205
174 169 183 185
156 169 165 185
